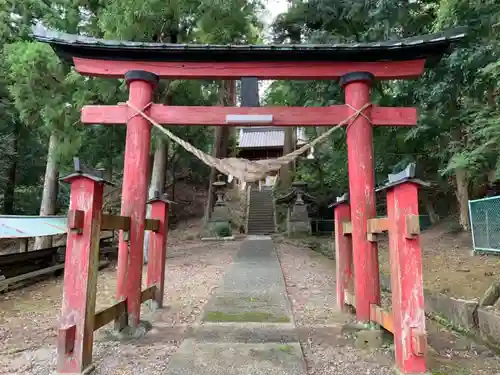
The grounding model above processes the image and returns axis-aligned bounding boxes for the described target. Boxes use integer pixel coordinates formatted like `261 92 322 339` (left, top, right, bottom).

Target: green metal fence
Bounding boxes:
310 215 432 237
311 219 335 236
469 196 500 254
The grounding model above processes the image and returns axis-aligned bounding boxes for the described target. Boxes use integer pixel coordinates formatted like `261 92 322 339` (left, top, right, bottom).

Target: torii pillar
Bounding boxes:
116 70 159 330
340 72 380 322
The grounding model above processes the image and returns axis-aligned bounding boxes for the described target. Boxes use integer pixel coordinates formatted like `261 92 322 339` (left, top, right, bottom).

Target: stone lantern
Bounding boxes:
275 181 315 236
208 175 231 235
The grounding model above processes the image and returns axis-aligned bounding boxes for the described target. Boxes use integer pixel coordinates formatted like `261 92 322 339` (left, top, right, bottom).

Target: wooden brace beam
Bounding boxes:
369 304 394 333
342 221 352 235
405 214 420 239
344 290 356 307
367 217 389 242
411 329 428 357
68 209 84 234
368 305 427 356
101 214 131 231
63 285 158 335
144 219 161 232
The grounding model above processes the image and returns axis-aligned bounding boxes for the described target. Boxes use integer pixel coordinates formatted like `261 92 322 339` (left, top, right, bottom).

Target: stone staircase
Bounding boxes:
247 188 276 235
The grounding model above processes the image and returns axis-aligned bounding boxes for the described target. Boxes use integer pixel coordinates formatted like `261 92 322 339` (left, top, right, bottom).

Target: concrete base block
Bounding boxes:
477 307 500 344
102 320 153 341
340 321 373 334
289 221 311 236
425 293 477 330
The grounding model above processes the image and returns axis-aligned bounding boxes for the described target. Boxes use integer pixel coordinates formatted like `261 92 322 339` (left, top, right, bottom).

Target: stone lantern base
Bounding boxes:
288 204 311 236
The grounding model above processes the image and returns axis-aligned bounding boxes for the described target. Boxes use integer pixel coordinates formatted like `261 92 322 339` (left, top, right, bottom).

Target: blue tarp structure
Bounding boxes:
0 216 67 239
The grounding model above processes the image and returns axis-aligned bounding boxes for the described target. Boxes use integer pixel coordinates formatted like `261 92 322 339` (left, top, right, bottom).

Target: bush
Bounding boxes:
214 222 232 237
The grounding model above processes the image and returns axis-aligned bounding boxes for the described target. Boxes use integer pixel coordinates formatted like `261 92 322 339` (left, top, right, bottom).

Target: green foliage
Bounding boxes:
0 0 264 215
213 221 232 237
266 0 500 221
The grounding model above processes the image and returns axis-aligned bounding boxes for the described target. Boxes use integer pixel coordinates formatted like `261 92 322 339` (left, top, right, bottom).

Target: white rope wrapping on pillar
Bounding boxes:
126 101 372 183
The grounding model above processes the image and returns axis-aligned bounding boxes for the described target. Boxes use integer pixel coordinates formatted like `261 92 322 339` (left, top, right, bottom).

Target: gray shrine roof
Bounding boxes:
32 26 466 64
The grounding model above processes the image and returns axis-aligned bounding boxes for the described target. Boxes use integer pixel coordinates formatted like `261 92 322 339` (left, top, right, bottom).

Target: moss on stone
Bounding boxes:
205 311 290 323
277 344 294 353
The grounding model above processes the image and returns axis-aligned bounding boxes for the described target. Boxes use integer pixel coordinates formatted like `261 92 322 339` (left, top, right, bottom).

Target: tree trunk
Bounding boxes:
421 191 439 225
143 139 168 264
3 130 18 214
34 132 59 250
280 127 295 188
455 167 470 231
205 80 235 222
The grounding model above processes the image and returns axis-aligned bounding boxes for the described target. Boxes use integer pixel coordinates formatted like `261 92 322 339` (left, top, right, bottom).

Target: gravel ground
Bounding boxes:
276 242 394 375
277 240 500 375
4 236 500 375
0 240 239 375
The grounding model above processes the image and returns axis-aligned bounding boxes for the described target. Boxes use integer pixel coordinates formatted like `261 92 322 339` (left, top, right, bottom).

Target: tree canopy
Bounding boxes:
0 0 498 231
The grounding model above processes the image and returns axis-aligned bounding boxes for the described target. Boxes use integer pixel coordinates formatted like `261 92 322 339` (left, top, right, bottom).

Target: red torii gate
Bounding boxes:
35 27 465 375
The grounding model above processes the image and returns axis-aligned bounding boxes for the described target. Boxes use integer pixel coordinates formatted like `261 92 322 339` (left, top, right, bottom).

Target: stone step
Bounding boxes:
163 238 306 375
187 322 298 343
164 341 307 375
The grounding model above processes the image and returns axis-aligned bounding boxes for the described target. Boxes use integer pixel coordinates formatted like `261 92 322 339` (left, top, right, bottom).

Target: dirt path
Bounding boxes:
277 241 500 375
0 240 240 375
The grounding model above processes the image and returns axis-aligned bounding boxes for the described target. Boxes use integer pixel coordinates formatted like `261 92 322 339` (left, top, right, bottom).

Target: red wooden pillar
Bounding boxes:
57 173 104 374
116 70 158 330
341 72 381 322
333 200 353 311
146 193 169 309
386 181 427 374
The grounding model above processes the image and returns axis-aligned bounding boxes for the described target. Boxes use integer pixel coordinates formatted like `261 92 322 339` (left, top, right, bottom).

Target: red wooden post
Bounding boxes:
333 201 353 311
57 174 104 374
146 194 169 309
386 181 427 374
116 70 158 330
341 72 381 322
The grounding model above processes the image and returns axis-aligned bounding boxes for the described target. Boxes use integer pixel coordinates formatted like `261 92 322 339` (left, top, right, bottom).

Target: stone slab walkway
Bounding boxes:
164 237 308 375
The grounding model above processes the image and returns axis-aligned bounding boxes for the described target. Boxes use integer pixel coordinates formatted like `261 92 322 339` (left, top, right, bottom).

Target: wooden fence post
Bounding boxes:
333 199 353 311
386 180 428 374
146 193 169 309
57 171 105 374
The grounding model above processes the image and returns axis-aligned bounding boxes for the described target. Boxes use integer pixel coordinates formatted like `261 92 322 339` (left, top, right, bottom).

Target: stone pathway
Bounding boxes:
164 237 308 375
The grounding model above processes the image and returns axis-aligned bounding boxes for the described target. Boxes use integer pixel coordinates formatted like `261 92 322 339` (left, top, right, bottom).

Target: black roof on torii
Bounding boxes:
32 26 466 65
